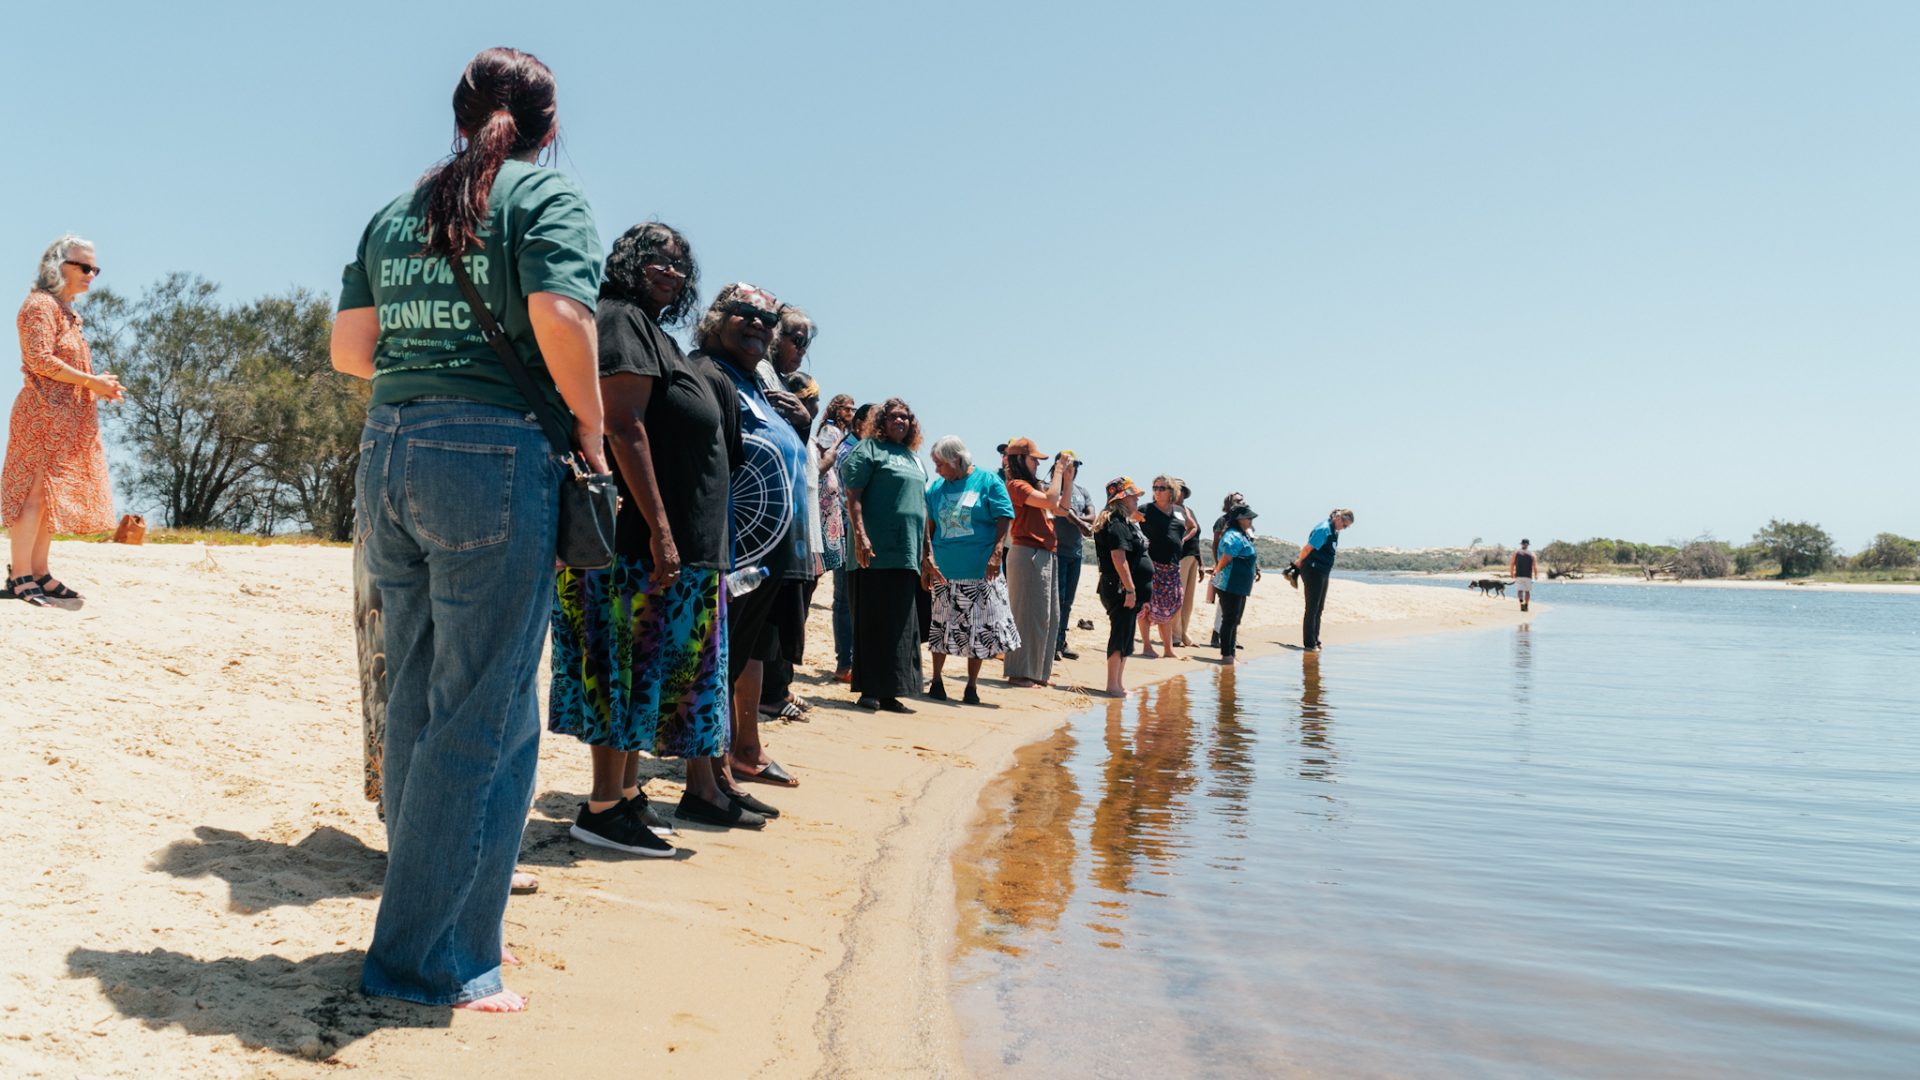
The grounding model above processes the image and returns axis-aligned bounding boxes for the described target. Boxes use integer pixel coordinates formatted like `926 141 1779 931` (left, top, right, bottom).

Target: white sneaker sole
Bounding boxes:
569 823 675 857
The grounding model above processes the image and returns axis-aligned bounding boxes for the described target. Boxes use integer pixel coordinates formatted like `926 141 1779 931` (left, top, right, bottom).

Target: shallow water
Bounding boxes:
951 582 1920 1078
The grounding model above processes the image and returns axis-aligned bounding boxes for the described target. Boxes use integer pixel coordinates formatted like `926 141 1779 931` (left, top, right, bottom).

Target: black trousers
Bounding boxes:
1217 590 1247 657
1301 569 1331 649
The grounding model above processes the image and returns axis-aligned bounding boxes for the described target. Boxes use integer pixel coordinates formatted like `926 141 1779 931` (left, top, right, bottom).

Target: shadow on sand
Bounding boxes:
65 947 447 1060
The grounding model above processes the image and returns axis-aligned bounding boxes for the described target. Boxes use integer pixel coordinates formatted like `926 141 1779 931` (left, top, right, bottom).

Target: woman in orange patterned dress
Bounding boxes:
4 235 123 606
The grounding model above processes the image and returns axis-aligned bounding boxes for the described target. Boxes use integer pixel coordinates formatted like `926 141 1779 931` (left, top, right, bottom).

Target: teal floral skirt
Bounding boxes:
548 559 730 757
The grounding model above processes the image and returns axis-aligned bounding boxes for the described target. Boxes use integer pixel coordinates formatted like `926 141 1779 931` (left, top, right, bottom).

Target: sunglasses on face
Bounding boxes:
1152 485 1170 492
722 301 780 328
886 412 913 423
65 260 101 277
642 258 689 278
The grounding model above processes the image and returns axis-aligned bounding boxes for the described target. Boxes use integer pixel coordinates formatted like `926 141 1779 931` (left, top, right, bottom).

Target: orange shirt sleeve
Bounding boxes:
17 295 65 378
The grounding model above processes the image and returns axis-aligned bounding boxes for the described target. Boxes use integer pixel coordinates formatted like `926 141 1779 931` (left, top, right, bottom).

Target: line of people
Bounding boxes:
323 47 1356 1015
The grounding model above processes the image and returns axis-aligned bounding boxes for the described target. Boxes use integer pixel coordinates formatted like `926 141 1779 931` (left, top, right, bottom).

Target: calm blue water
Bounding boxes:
951 582 1920 1079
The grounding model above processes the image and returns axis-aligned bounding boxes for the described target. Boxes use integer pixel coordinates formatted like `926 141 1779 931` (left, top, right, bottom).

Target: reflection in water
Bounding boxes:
1087 682 1198 911
1205 670 1255 831
951 724 1082 958
1298 653 1338 783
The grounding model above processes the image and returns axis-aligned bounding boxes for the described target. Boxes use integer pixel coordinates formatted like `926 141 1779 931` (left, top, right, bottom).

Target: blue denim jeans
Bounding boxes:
355 398 561 1005
1055 545 1082 651
831 567 854 670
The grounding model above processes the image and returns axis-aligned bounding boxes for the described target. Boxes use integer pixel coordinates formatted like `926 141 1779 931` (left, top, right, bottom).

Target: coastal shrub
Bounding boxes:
1733 545 1758 575
1751 519 1835 578
1672 539 1732 580
1854 532 1920 570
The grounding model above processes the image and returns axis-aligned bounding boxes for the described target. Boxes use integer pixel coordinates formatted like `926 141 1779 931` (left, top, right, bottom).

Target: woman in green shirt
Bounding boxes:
844 398 937 712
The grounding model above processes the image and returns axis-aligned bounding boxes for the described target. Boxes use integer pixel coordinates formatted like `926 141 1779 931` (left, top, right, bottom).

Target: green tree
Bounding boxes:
1751 519 1835 578
1854 532 1920 570
88 275 271 530
240 290 366 541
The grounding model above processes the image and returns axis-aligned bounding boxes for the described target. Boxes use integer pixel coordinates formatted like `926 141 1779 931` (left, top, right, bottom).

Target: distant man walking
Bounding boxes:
1508 538 1538 613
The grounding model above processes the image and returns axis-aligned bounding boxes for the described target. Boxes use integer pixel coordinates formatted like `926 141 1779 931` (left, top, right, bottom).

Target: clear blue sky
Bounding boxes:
4 1 1914 549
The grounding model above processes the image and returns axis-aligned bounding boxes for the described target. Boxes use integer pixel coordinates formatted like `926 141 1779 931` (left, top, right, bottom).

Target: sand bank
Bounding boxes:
0 542 1529 1078
1416 569 1919 594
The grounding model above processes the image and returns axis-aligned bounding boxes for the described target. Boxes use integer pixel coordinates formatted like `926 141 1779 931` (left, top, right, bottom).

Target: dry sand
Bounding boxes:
0 540 1531 1078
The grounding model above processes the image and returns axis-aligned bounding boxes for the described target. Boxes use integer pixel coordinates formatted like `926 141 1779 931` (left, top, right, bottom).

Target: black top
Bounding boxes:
1095 513 1152 597
1139 502 1190 564
597 297 742 569
1180 514 1200 560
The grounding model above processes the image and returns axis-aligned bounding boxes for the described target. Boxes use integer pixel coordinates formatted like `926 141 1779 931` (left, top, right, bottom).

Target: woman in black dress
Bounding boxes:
1094 476 1152 696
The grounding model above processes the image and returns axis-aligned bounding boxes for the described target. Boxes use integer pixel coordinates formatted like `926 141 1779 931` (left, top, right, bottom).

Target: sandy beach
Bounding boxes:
0 540 1531 1079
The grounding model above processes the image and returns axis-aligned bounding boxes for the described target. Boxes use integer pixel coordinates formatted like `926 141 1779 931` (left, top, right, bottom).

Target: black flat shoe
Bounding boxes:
962 684 981 705
1059 648 1080 660
729 790 781 819
879 697 915 714
675 794 767 830
926 678 948 701
857 695 881 710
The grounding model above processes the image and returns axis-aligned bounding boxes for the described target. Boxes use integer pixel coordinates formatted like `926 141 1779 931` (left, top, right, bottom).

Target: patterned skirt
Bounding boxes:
930 577 1022 659
549 558 731 757
1147 560 1183 624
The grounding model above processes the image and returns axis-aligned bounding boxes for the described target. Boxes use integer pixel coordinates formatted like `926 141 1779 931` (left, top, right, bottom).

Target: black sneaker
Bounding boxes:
623 792 676 837
676 793 767 830
729 789 781 819
570 801 675 857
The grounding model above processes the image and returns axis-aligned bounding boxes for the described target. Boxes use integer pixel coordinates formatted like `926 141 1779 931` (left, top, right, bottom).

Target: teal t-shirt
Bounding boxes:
1216 528 1258 596
338 159 603 415
841 439 928 571
925 468 1014 580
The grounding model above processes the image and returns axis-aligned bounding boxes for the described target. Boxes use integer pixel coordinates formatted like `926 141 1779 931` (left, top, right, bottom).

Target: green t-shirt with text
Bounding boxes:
338 159 603 415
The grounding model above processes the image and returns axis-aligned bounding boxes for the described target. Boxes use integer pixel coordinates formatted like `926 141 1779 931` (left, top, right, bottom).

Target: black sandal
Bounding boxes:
7 575 49 607
36 576 80 600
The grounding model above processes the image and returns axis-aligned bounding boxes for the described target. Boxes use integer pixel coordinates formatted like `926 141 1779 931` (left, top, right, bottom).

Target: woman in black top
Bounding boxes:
549 222 767 846
1094 476 1152 696
1135 473 1197 660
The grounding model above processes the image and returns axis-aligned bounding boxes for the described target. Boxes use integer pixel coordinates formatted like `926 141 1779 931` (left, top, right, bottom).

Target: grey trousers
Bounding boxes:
1002 546 1059 683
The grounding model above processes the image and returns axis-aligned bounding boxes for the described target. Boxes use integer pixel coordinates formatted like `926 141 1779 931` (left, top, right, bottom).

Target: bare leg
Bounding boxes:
1137 609 1156 657
9 475 46 579
587 746 631 812
965 657 982 692
1105 652 1127 696
620 753 642 800
729 658 767 771
1157 618 1177 659
931 651 948 680
684 756 727 804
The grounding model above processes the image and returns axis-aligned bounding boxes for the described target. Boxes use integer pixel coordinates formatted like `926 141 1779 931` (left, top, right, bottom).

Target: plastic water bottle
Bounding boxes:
726 566 770 598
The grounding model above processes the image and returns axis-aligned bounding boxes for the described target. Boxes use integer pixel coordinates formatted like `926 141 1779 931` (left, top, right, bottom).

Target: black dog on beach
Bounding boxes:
1469 578 1508 598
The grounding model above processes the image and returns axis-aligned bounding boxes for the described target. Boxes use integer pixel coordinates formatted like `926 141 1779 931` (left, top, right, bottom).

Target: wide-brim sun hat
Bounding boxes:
1106 475 1143 500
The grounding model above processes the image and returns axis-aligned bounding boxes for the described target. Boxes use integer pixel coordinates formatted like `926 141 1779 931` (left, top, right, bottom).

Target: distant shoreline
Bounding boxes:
1372 569 1920 595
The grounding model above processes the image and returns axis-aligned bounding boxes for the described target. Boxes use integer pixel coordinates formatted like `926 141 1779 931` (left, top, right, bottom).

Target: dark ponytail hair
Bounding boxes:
420 47 557 257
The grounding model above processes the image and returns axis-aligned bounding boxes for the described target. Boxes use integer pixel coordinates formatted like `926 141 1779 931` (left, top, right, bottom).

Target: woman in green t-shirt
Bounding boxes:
330 47 606 1015
844 398 937 712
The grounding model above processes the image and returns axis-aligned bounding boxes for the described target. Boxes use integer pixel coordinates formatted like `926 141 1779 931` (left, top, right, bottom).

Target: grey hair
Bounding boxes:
34 234 94 293
929 435 972 471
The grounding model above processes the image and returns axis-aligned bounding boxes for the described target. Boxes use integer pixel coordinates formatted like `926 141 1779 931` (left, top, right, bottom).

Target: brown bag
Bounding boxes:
112 514 147 544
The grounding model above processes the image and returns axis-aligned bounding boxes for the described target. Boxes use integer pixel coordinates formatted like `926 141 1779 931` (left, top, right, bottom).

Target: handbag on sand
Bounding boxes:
112 514 147 545
448 256 616 570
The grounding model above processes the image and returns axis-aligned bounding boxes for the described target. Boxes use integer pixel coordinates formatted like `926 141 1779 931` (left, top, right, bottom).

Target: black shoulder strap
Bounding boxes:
447 252 575 458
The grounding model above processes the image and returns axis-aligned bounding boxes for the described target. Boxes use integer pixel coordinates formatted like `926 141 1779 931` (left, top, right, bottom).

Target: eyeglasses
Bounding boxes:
642 257 689 278
1151 485 1170 492
784 333 811 353
886 412 914 423
721 301 780 328
65 260 101 277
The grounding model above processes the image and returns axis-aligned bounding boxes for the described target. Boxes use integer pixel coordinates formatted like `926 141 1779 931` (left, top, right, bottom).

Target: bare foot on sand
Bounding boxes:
501 946 520 966
456 988 528 1013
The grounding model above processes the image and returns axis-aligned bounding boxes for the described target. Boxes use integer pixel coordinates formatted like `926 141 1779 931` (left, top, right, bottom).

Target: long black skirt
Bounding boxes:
851 568 923 699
